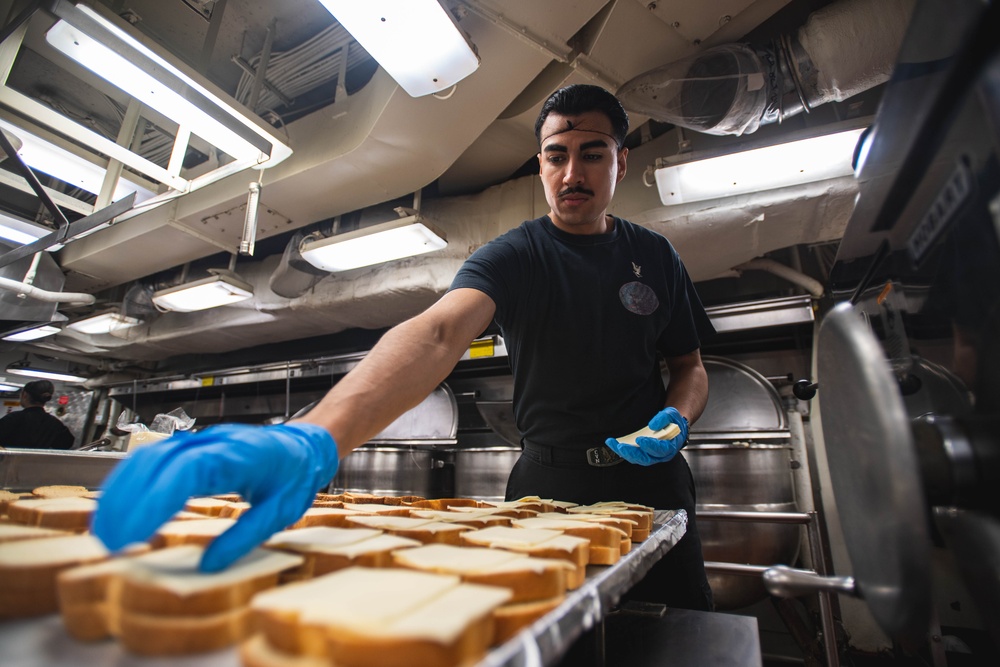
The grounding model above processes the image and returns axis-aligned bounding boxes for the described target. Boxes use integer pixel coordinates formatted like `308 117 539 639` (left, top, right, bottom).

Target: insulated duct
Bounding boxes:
617 0 916 136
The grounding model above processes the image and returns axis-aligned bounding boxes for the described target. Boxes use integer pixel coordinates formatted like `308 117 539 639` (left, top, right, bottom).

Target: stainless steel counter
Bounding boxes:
0 448 125 491
0 510 686 667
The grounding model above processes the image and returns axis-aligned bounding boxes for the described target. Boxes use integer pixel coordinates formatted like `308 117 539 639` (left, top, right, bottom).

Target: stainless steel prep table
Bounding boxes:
0 448 126 491
0 511 686 667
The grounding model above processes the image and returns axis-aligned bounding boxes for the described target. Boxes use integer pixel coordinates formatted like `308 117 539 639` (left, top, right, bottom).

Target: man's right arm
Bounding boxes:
92 287 497 570
295 287 497 458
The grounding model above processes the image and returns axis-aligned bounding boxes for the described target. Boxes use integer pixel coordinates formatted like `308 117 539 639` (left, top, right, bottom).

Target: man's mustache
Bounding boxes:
558 186 595 197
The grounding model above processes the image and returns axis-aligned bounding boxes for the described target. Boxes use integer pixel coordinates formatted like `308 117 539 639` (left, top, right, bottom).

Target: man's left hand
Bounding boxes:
604 407 689 466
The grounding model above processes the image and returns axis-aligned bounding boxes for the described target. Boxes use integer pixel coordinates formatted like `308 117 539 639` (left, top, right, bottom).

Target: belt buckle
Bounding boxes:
586 446 624 467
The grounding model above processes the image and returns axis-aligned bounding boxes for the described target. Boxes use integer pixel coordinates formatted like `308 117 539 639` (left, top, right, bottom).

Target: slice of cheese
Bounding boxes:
615 422 681 446
251 566 511 647
266 526 383 550
121 545 303 597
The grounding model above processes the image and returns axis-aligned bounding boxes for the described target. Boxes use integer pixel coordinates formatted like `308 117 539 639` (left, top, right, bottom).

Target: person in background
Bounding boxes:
93 85 713 610
0 379 74 449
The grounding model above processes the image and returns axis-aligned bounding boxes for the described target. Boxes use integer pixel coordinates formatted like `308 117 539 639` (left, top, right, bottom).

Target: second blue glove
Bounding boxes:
604 407 689 466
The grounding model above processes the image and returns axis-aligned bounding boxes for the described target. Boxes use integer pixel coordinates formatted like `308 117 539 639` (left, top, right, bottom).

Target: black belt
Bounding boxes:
522 440 624 468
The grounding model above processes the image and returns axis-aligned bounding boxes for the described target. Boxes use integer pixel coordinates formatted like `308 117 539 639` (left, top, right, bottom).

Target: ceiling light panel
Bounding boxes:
67 311 142 335
654 127 866 206
317 0 480 97
300 215 447 272
152 274 254 312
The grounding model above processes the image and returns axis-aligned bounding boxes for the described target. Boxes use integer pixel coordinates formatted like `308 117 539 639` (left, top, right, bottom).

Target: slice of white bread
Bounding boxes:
343 515 473 545
0 522 69 544
5 496 97 531
292 507 368 529
567 502 654 540
265 526 421 579
117 545 303 617
340 503 412 516
0 489 22 513
0 533 115 618
407 509 513 529
405 497 481 511
58 556 136 640
183 497 233 516
511 517 627 563
459 526 589 589
31 484 91 499
58 552 174 641
493 596 565 644
338 492 425 506
391 543 569 604
548 499 579 512
58 545 299 645
614 421 681 446
218 501 252 518
115 546 303 655
151 517 237 548
120 605 251 655
534 511 637 538
249 566 511 667
483 497 556 514
241 633 329 667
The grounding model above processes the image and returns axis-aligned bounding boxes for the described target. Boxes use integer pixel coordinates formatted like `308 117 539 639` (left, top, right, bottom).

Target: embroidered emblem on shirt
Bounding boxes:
632 262 642 278
619 282 659 316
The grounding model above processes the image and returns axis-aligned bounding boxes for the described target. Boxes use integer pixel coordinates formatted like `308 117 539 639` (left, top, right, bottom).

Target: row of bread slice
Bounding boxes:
0 486 652 544
0 492 652 620
3 525 571 667
1 493 654 664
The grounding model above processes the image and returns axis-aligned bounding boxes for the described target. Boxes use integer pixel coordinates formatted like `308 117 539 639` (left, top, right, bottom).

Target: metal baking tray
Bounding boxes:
0 511 686 667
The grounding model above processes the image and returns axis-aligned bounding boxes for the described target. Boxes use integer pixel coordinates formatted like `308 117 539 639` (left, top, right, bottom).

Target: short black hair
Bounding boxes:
534 84 629 148
23 379 54 404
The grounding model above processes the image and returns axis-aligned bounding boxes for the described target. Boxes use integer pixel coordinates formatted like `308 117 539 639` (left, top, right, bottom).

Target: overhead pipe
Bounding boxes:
0 276 95 304
617 0 916 136
735 258 825 298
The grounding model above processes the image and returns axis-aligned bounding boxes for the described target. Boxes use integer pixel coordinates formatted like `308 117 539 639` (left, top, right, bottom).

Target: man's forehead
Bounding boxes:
539 112 617 148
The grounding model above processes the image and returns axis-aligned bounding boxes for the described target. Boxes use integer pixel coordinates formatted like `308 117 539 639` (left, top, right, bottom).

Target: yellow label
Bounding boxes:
200 376 215 387
469 339 494 359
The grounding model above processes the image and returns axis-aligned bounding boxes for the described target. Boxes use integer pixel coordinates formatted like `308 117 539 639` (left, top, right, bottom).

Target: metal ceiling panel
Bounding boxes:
634 0 761 44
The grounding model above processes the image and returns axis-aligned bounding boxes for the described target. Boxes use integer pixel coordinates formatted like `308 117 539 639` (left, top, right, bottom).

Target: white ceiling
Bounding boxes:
0 0 884 376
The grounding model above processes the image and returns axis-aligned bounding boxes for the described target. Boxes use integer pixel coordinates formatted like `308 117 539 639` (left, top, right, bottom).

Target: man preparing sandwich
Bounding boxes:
94 84 714 611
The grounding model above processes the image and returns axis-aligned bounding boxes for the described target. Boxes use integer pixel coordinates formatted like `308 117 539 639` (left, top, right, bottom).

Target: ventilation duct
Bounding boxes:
268 230 331 299
616 0 915 136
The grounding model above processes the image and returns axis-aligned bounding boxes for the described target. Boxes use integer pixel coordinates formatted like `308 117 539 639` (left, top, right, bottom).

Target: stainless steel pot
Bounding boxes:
329 446 445 498
685 443 801 609
452 446 520 501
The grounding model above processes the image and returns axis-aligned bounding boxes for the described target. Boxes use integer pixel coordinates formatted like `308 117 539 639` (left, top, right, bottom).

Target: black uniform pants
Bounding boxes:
506 443 714 611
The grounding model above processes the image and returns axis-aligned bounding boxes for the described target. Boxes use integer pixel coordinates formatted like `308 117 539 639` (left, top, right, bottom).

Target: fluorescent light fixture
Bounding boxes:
300 215 447 272
0 118 154 203
0 210 53 246
2 324 61 342
67 311 142 335
45 3 290 165
152 273 254 312
5 363 87 384
318 0 480 97
0 382 23 392
653 127 866 206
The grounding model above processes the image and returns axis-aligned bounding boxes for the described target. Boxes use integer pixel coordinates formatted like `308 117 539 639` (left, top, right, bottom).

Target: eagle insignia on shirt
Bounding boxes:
632 262 642 278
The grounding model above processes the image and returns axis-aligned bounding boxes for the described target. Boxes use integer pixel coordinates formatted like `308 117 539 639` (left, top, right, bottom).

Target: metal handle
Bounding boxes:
763 565 858 598
792 379 818 400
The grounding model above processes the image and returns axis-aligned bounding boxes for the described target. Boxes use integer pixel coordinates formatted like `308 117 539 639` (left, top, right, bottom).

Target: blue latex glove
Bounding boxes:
604 407 689 466
92 422 339 572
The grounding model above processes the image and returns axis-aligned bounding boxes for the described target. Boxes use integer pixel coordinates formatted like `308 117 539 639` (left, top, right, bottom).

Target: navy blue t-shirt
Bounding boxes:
450 215 713 450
